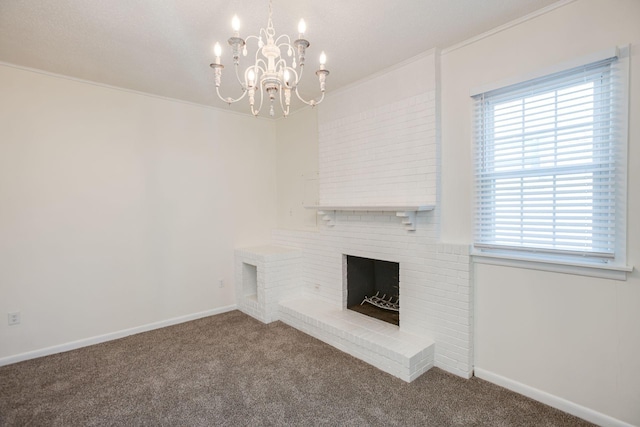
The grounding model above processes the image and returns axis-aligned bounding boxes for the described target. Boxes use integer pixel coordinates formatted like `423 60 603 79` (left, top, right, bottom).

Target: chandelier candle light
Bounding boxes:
210 0 329 118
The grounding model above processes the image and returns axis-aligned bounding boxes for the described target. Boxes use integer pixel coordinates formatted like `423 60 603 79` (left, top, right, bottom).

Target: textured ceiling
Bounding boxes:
0 0 562 116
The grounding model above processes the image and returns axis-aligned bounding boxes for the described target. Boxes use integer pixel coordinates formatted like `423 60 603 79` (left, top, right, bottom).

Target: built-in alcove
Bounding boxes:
242 263 257 301
346 255 399 326
235 246 302 324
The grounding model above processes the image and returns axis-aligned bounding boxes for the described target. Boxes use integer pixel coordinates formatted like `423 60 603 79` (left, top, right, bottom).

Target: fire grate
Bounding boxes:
361 291 399 312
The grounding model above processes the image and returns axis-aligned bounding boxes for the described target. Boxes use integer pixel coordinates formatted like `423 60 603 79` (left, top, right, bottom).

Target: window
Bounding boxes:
473 50 628 268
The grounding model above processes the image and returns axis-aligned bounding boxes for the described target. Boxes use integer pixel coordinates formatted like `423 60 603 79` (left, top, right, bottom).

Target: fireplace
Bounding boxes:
345 255 399 326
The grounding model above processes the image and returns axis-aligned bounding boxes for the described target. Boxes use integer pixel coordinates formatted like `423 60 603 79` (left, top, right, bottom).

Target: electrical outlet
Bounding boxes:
8 312 20 326
219 279 224 288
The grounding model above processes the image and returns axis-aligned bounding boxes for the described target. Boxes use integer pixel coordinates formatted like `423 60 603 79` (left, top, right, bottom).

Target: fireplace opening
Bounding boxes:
346 255 399 326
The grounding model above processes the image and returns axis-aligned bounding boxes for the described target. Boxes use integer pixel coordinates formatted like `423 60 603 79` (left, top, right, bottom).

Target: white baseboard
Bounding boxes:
435 361 473 379
0 305 237 367
474 367 634 427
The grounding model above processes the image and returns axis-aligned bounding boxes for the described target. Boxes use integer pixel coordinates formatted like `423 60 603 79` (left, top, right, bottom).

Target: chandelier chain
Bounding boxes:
267 0 274 35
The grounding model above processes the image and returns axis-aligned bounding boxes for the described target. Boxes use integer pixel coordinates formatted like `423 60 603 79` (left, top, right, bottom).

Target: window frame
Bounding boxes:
470 46 632 280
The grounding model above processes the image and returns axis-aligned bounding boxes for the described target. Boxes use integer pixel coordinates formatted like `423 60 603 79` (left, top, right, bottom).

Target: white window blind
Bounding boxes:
473 56 623 262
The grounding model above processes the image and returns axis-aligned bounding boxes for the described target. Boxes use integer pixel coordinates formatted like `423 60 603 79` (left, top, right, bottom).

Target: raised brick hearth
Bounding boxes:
271 217 473 380
235 214 472 382
279 297 434 382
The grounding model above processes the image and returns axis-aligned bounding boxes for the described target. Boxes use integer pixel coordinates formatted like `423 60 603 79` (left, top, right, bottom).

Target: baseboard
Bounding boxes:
474 367 634 427
0 305 237 367
435 362 473 379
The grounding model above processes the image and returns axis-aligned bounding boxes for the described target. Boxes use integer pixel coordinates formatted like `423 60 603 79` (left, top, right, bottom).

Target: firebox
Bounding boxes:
346 255 399 326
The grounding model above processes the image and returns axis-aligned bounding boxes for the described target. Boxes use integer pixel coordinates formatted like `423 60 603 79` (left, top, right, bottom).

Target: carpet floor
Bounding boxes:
0 310 593 426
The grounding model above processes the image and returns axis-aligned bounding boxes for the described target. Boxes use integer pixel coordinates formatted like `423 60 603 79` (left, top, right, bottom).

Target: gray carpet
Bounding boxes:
0 310 592 426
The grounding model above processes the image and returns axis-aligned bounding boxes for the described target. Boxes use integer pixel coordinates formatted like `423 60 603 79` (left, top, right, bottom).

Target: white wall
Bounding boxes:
275 107 319 230
0 65 277 361
441 0 640 424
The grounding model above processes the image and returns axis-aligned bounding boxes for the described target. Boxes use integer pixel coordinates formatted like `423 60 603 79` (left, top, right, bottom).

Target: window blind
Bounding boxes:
473 56 621 261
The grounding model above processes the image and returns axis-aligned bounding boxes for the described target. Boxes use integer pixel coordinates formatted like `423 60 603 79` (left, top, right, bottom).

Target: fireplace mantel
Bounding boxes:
305 204 435 231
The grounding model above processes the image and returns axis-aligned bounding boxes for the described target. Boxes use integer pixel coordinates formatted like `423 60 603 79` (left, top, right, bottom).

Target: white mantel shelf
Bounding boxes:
306 205 435 212
305 205 435 231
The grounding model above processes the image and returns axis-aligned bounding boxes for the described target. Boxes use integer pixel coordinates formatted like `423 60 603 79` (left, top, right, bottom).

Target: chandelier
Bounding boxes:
210 0 329 118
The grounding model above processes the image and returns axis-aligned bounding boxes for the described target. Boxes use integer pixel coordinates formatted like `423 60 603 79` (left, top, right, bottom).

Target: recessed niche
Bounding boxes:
242 263 258 299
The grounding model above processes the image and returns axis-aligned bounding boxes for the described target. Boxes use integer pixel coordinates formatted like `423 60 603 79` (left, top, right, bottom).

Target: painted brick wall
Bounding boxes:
318 92 437 206
271 54 472 378
272 216 473 378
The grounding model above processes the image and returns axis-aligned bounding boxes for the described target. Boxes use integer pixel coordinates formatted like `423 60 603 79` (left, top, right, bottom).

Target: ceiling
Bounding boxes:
0 0 562 116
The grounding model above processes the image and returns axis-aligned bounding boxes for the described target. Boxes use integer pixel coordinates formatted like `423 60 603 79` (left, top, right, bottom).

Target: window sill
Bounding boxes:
471 250 633 281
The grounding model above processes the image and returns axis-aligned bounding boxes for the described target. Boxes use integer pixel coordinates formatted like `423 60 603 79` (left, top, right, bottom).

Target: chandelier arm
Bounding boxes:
234 63 246 88
252 62 267 87
296 64 305 84
258 84 266 115
245 35 260 45
254 60 267 73
275 58 288 71
275 34 291 45
276 43 290 56
250 95 259 116
277 42 296 64
250 81 265 117
216 86 248 104
279 87 290 117
294 87 325 107
247 37 266 68
252 39 266 64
